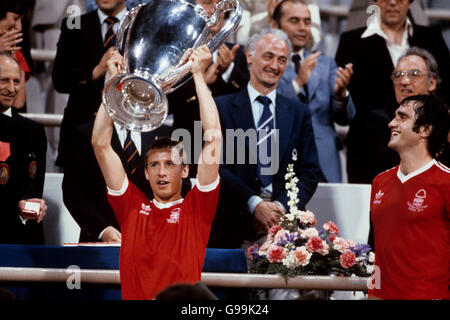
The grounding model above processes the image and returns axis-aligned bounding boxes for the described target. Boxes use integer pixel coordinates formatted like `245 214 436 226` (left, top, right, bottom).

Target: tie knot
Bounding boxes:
105 16 119 26
256 95 272 107
292 54 301 64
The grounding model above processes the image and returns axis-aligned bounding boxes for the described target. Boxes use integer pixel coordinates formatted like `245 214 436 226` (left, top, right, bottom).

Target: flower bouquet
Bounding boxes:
248 164 374 278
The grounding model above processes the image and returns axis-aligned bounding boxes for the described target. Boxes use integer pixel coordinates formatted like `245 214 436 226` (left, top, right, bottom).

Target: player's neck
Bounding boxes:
153 193 183 205
399 150 433 176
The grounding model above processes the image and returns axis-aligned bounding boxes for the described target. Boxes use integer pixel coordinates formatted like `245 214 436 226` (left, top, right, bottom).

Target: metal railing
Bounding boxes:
0 267 370 291
22 113 63 126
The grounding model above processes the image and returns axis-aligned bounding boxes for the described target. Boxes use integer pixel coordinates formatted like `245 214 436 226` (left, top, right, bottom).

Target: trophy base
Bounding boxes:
103 73 168 132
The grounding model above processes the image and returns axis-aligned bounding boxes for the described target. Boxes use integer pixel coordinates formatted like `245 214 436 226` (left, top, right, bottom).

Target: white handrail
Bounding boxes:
0 267 370 291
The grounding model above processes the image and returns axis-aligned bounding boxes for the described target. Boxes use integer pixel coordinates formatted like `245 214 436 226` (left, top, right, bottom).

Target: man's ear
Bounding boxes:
428 77 437 93
181 164 189 179
144 168 149 181
246 49 253 66
420 124 433 139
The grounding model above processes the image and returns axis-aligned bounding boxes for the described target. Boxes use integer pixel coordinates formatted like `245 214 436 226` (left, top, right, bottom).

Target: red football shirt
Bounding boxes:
369 160 450 300
107 176 220 300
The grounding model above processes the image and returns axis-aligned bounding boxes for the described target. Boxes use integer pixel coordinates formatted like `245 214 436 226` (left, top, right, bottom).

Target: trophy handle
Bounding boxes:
208 0 243 52
116 4 145 56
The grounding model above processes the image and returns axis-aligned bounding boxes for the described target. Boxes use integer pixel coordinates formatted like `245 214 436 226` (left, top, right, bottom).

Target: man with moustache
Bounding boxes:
208 28 321 248
52 0 127 168
335 0 450 183
0 53 48 244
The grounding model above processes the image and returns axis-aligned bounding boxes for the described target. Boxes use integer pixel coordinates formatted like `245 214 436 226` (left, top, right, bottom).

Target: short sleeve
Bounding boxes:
187 176 221 226
107 176 140 227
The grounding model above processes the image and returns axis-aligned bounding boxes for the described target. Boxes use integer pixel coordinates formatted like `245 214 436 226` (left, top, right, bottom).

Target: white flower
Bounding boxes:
282 252 297 270
369 252 375 263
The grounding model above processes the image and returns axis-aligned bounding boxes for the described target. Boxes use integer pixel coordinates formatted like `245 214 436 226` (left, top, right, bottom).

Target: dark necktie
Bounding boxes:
292 54 309 104
123 130 140 176
256 95 274 188
104 16 119 50
292 53 301 74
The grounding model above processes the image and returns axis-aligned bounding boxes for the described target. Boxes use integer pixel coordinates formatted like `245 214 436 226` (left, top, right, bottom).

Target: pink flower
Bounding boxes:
340 250 356 269
268 225 282 240
302 227 319 239
347 239 356 249
323 221 339 235
318 242 330 256
258 241 271 257
295 246 312 266
328 234 336 242
333 237 349 253
306 236 324 253
274 229 289 243
268 246 287 263
299 210 316 225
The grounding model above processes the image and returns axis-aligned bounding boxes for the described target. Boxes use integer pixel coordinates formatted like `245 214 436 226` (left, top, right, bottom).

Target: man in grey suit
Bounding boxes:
273 0 355 182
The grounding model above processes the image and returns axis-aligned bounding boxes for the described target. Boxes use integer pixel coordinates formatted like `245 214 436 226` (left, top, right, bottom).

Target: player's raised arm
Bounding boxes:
190 45 222 186
91 50 126 191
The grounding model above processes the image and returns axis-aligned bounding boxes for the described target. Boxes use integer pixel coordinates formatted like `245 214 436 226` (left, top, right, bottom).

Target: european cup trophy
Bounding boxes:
103 0 242 132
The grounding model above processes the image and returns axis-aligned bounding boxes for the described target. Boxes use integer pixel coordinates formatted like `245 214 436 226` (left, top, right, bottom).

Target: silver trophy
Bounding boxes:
103 0 242 132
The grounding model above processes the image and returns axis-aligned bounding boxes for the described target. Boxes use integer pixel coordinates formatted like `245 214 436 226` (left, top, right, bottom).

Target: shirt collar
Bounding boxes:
362 17 413 40
2 108 12 117
153 198 184 209
247 83 277 106
397 159 436 183
293 49 305 61
97 7 127 24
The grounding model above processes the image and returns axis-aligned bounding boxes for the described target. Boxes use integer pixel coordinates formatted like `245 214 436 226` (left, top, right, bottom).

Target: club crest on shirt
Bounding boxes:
373 189 384 204
166 208 181 224
407 189 428 213
139 203 151 216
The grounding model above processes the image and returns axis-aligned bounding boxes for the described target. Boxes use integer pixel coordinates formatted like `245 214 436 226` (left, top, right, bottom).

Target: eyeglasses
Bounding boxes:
391 70 428 83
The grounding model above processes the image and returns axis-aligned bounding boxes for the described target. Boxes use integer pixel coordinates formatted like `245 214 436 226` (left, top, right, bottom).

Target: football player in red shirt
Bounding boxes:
369 94 449 300
92 45 222 299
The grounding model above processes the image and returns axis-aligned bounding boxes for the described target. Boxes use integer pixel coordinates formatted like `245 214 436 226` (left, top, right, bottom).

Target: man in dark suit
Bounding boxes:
335 0 450 183
62 119 173 242
168 43 249 177
0 53 47 244
52 0 126 167
208 28 321 248
168 0 250 178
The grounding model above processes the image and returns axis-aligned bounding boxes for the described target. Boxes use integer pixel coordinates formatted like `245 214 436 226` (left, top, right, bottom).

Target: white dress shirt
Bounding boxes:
113 123 142 155
361 17 413 67
97 7 128 41
291 49 306 95
246 84 285 214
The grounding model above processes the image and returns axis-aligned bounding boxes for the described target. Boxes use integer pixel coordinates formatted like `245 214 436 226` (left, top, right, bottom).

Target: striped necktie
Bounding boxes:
256 95 274 187
104 16 119 50
123 130 140 176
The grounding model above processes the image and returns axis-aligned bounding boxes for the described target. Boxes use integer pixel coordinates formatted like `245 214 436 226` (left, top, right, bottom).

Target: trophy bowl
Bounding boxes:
103 0 243 132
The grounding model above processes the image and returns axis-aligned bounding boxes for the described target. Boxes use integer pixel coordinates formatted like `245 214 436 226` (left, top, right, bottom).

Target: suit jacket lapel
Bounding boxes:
228 88 257 159
366 34 394 71
275 94 295 163
229 88 256 132
86 11 105 56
